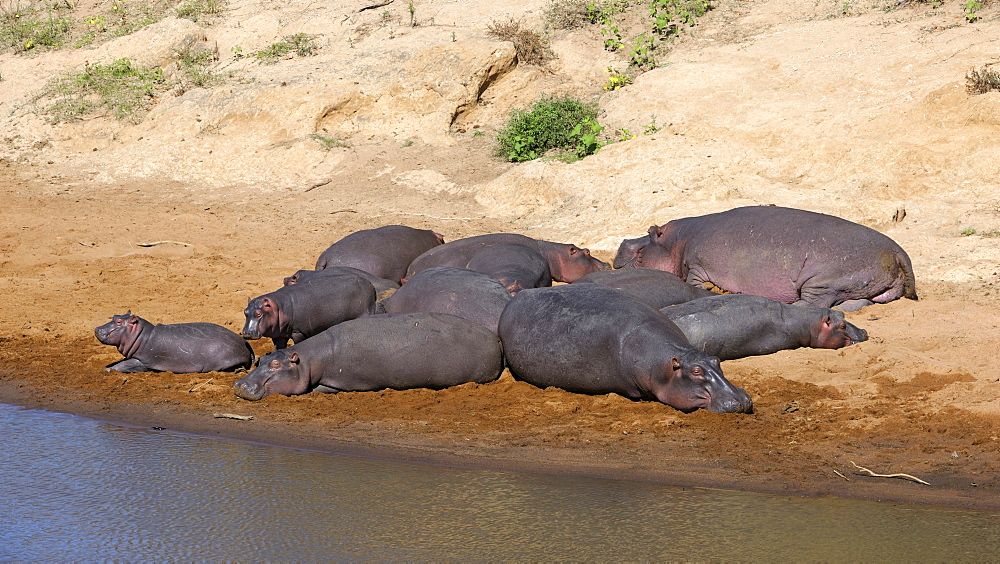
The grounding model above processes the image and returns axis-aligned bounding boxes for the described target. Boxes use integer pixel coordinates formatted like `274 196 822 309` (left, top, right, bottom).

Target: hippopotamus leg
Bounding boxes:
106 358 153 373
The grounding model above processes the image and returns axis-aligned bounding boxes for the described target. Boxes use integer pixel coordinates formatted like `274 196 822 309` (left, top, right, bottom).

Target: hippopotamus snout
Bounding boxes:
241 316 262 340
233 378 267 401
708 387 754 414
845 323 868 345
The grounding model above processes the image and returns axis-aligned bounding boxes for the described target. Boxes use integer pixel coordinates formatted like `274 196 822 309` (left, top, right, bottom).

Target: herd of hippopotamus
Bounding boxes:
95 206 918 414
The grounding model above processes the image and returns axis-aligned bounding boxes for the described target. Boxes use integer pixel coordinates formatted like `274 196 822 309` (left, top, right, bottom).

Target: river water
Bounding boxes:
1 403 996 560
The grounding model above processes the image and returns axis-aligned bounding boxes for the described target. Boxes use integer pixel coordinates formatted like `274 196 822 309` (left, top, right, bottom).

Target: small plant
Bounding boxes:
408 0 416 26
41 58 164 122
960 227 977 236
649 0 710 38
963 0 982 22
472 129 485 137
255 33 318 63
176 0 226 22
603 66 632 90
231 44 244 59
586 0 628 51
967 64 1000 94
174 49 221 91
309 133 349 150
486 18 550 65
495 95 606 162
617 127 636 141
643 116 662 134
629 32 657 70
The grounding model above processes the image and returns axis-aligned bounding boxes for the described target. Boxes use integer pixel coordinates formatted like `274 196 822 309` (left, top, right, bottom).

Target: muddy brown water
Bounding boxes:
1 403 996 560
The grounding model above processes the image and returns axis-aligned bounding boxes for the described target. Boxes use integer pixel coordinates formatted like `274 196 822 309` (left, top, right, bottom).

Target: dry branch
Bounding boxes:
213 413 254 421
850 461 930 486
134 241 193 247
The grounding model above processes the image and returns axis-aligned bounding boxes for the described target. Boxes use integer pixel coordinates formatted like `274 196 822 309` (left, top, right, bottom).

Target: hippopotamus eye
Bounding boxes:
269 358 282 370
690 366 705 380
254 311 263 319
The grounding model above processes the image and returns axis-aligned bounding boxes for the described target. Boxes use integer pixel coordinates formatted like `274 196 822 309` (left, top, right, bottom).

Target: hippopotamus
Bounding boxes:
466 243 551 294
661 294 869 361
95 313 254 373
497 285 753 413
242 270 376 349
378 267 511 333
315 225 445 283
234 312 504 400
613 206 917 311
572 267 715 308
406 233 609 283
283 267 399 295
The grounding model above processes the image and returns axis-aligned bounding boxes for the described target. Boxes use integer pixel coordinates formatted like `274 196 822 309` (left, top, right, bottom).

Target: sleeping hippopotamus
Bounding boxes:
378 267 511 333
572 267 714 308
242 270 376 349
613 206 917 311
95 313 254 373
315 225 445 283
661 294 869 361
233 312 504 400
466 243 551 294
406 233 608 283
283 267 399 295
497 285 753 413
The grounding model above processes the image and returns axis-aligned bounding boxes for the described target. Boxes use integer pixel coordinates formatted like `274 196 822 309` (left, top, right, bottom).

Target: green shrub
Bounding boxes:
43 58 164 122
649 0 710 37
495 96 606 162
0 8 72 53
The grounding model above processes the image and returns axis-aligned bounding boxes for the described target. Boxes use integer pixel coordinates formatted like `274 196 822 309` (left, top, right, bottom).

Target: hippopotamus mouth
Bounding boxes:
233 377 267 401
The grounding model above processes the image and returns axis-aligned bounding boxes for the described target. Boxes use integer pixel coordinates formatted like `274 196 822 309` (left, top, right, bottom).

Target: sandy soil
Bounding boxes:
1 0 999 509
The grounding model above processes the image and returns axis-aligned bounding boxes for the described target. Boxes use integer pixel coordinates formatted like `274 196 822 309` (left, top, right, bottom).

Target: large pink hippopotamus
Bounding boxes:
614 206 917 311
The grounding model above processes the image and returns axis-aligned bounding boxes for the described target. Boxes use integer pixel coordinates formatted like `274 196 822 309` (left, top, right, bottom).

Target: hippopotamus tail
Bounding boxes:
897 249 918 301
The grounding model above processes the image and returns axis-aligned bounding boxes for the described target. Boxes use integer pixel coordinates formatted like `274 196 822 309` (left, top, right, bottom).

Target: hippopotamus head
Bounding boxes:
652 352 753 414
241 296 283 340
234 350 309 401
536 241 610 282
94 312 150 358
810 310 869 349
283 270 315 286
613 235 649 269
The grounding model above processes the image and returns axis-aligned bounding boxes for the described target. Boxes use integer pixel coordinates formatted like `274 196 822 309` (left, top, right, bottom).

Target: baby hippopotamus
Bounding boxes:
315 225 445 283
234 312 504 400
95 313 254 373
498 285 752 414
614 206 917 311
661 295 869 361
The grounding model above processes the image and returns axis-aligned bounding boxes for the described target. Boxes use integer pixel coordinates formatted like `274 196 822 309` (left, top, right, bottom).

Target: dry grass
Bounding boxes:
486 18 551 66
966 64 1000 95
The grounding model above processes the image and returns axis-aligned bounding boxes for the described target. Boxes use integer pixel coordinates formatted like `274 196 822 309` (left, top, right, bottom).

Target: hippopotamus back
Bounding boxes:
315 225 444 283
497 284 752 413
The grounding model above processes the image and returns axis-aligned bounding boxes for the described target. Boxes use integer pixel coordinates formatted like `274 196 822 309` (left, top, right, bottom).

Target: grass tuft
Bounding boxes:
42 58 164 122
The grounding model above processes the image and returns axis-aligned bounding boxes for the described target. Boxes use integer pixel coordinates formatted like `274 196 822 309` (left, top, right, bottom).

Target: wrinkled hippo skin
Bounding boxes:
234 312 503 401
283 266 399 295
614 206 917 311
466 243 551 294
572 267 714 308
406 233 608 283
662 294 869 361
497 285 752 413
315 225 445 283
242 270 376 348
378 267 511 333
95 313 254 373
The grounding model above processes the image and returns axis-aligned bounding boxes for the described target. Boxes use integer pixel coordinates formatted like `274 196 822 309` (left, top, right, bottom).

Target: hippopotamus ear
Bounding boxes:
127 314 140 325
647 225 663 238
261 297 274 310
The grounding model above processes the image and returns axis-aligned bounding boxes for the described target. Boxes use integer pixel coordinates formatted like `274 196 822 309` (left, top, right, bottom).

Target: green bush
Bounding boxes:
0 9 72 53
255 33 318 63
495 96 606 162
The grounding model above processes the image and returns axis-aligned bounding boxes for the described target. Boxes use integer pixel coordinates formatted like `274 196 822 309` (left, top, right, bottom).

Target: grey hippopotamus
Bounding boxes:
497 285 753 413
572 267 715 308
613 206 917 311
242 270 376 349
315 225 445 284
661 294 869 361
466 243 551 294
95 313 254 373
234 312 504 401
406 233 609 283
283 267 399 295
378 267 511 333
